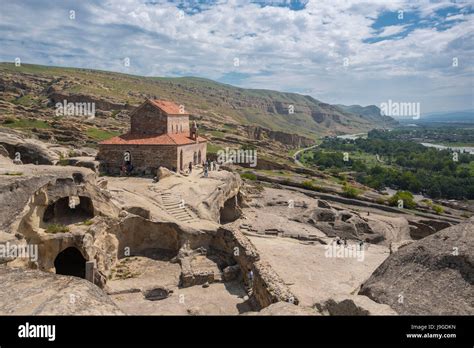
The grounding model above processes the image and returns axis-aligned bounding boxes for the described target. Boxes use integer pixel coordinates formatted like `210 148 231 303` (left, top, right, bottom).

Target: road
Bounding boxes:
292 144 319 167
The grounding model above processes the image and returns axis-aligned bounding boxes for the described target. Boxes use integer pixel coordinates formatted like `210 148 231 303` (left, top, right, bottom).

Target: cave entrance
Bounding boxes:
54 247 86 278
43 196 94 225
219 195 242 224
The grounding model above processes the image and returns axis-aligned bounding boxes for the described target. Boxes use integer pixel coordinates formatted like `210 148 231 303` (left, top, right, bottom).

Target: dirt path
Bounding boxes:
292 144 319 167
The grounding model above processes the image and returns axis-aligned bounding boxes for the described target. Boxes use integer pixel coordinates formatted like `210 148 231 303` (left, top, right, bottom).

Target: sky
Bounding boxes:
0 0 473 114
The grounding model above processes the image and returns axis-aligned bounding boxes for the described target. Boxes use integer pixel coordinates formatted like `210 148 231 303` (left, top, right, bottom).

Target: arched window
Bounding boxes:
180 124 183 133
172 125 174 133
198 150 201 164
193 151 198 165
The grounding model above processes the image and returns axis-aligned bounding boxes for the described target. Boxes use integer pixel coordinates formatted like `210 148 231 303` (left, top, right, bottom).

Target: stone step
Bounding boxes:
169 208 187 212
173 213 192 218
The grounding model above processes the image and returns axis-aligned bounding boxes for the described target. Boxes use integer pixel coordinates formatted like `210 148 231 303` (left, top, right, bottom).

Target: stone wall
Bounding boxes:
130 102 168 135
211 227 298 309
167 115 190 135
177 142 207 170
97 144 178 175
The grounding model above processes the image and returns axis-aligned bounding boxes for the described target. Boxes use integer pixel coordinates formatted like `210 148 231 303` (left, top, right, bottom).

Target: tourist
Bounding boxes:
359 240 364 251
204 166 208 178
343 238 347 247
125 161 133 175
248 269 254 288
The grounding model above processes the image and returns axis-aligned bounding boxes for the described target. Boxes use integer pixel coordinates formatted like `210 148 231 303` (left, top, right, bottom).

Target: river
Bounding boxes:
420 143 474 154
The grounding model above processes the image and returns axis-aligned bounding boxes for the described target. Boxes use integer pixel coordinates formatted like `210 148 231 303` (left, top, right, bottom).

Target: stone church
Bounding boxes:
98 99 207 175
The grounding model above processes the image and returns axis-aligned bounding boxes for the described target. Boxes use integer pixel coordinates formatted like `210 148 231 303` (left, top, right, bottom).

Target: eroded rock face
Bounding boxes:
0 130 59 165
297 207 382 243
0 165 117 235
211 227 298 309
314 295 397 316
248 301 318 315
359 219 474 315
0 161 120 286
0 266 124 315
408 219 451 240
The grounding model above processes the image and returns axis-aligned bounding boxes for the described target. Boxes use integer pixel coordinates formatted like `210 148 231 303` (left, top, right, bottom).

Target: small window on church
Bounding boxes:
172 125 174 133
180 124 182 133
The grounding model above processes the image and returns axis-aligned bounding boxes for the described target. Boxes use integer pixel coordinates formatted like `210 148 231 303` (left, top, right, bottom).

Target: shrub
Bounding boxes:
301 180 315 190
342 183 362 198
3 117 17 124
432 204 444 215
301 180 323 192
46 224 70 233
240 172 257 181
388 191 416 209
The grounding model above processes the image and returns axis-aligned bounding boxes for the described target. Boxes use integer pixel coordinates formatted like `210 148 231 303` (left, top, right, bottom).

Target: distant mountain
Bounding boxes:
336 104 398 128
0 63 397 138
418 110 474 123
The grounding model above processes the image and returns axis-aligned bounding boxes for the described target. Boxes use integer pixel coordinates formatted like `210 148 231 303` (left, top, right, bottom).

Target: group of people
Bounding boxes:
334 236 365 250
120 161 134 176
202 160 219 177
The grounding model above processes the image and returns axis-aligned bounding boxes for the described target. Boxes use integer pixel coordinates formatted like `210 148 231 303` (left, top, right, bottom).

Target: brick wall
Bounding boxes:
98 144 178 175
130 103 167 135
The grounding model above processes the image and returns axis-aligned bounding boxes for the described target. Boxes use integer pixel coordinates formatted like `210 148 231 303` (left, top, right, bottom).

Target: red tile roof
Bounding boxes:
100 133 206 145
149 99 189 115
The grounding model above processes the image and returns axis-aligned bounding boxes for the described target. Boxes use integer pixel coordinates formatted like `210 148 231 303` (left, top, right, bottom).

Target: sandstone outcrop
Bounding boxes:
248 301 318 315
295 207 383 243
0 129 59 165
0 266 124 315
359 218 474 315
314 295 397 315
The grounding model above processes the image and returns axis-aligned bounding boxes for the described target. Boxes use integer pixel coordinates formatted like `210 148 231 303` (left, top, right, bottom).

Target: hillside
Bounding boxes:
336 104 397 128
0 63 395 140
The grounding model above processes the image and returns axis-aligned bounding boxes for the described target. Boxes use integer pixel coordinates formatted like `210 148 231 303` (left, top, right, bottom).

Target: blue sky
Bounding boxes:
0 0 473 114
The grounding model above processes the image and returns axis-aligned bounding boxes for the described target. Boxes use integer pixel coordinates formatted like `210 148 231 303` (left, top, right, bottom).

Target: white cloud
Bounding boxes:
0 0 472 113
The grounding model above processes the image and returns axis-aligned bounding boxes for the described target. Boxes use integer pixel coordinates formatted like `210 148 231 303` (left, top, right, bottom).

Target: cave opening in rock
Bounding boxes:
54 247 86 278
43 196 94 225
219 195 242 224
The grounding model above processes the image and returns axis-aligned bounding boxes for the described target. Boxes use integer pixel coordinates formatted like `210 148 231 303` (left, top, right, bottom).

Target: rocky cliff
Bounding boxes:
359 218 474 315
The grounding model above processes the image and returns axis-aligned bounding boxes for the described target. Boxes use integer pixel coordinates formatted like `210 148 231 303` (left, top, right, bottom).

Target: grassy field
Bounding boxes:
3 119 50 129
85 128 120 141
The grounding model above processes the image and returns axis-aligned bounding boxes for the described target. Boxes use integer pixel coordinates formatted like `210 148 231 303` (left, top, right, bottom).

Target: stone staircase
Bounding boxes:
155 189 197 223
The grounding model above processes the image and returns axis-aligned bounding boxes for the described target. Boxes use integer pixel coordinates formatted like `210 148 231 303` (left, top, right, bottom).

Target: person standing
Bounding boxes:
248 269 254 289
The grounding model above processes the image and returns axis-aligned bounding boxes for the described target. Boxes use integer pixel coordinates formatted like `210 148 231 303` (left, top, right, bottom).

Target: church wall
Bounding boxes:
167 115 190 134
97 144 178 175
177 142 207 171
130 103 168 135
